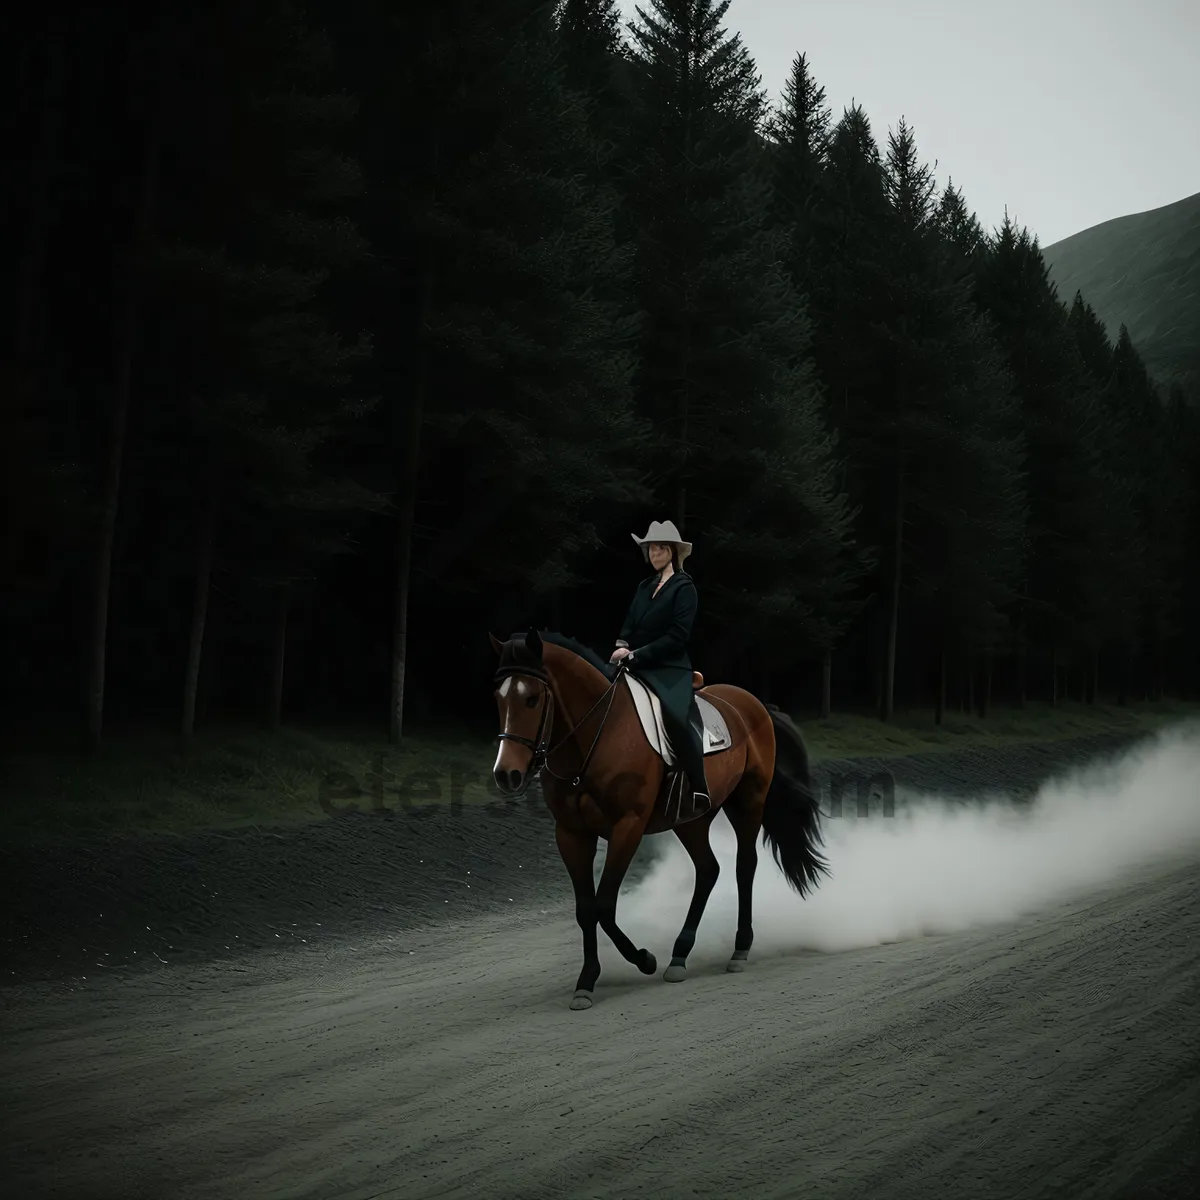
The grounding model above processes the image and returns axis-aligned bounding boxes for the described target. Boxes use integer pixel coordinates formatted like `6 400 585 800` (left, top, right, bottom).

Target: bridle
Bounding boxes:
493 657 628 793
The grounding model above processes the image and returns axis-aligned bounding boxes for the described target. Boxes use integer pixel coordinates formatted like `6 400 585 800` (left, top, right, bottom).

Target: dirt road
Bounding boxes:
3 855 1196 1199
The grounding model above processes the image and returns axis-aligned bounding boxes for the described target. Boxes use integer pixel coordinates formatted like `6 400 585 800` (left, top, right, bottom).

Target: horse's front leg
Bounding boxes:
594 810 657 979
554 822 601 1009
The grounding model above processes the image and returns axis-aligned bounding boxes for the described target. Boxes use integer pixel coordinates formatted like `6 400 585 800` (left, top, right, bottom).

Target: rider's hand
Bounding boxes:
609 646 631 663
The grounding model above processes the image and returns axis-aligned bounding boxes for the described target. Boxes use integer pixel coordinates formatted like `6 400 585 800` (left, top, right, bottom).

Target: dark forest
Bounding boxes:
6 0 1199 755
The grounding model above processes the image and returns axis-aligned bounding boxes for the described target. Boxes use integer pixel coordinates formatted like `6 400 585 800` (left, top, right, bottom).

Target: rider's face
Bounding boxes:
648 542 672 570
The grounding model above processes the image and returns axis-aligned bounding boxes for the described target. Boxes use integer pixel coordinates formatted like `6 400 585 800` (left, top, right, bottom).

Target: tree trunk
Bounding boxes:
819 647 832 719
967 654 976 716
934 641 946 725
181 476 219 753
15 31 64 362
88 137 157 751
392 104 440 745
268 582 290 731
391 380 425 745
1014 595 1027 707
979 652 993 718
677 99 693 535
881 472 904 721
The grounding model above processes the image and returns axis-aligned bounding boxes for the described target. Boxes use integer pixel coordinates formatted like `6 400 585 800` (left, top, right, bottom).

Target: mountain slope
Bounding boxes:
1041 190 1200 385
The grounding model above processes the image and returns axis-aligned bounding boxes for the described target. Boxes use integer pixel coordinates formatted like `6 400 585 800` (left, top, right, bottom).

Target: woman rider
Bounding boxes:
609 520 710 822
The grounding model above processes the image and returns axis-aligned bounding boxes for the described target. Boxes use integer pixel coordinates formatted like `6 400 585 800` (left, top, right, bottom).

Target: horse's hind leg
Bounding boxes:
721 774 769 973
555 823 601 1010
663 808 721 983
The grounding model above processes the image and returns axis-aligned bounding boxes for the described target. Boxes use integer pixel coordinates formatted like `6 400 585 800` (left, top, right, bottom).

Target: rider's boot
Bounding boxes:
673 712 711 823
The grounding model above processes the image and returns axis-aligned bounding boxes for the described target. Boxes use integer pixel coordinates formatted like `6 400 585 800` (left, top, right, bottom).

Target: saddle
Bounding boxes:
624 673 731 766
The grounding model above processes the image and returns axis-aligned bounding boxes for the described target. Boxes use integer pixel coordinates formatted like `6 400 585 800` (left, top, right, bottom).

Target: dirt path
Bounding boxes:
3 855 1196 1199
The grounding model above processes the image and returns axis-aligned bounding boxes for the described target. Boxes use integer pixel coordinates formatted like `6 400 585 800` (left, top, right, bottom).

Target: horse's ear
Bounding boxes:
488 632 504 656
524 627 543 658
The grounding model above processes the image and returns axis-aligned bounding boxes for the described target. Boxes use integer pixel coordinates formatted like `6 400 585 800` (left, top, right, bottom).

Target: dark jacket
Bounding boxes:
616 569 698 731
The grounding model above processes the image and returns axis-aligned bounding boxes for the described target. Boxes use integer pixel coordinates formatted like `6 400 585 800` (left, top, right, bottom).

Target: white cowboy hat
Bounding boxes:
631 519 692 563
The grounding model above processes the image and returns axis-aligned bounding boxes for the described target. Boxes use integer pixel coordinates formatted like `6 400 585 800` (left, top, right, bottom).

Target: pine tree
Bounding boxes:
1168 383 1200 693
1066 293 1141 697
326 0 653 739
623 0 862 679
554 0 627 101
765 51 832 252
131 0 375 749
813 103 893 510
977 222 1106 702
1112 324 1186 698
870 119 1026 718
764 52 837 399
935 180 987 262
763 52 867 709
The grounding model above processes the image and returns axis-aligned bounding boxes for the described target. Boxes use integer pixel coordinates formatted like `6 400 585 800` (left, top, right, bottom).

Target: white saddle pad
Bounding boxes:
624 674 731 766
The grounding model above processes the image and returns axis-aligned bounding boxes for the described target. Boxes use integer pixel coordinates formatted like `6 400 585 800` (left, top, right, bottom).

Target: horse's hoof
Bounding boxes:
663 963 687 983
726 958 747 973
570 989 594 1010
638 950 657 975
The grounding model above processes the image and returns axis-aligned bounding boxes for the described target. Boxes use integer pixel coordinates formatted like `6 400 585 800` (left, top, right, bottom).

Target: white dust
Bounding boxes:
620 719 1200 959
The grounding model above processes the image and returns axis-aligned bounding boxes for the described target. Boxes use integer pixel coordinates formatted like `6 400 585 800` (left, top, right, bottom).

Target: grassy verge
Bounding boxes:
2 699 1196 841
795 697 1199 761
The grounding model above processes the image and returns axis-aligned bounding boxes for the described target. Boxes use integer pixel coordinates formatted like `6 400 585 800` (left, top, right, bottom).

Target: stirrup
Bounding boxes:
671 777 711 824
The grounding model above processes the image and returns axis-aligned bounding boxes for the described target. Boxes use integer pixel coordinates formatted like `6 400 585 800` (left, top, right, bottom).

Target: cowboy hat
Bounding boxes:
631 519 692 563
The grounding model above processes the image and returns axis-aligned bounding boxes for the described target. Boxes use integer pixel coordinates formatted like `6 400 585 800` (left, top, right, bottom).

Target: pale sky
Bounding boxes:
618 0 1200 246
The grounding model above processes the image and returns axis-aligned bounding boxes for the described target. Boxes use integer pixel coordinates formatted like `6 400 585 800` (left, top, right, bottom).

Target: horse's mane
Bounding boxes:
508 629 618 680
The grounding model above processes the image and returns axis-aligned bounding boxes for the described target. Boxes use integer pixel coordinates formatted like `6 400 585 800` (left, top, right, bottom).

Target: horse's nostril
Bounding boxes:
508 769 522 788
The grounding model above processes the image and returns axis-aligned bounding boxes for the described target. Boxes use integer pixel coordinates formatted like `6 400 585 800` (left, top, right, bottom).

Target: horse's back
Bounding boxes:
697 682 773 735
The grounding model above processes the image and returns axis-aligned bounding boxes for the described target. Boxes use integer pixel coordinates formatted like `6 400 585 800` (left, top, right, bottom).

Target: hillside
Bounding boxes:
1041 190 1200 386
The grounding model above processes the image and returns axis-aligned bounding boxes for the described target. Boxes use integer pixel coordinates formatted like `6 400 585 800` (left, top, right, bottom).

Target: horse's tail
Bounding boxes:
761 704 829 897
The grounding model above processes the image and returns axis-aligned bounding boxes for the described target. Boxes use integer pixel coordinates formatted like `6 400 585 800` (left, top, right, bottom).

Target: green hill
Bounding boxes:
1041 190 1200 387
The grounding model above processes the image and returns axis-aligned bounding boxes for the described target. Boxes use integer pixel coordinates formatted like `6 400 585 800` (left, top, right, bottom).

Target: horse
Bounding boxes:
489 627 829 1010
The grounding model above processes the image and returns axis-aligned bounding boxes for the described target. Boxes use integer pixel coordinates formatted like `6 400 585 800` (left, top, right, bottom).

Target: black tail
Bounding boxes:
761 704 829 897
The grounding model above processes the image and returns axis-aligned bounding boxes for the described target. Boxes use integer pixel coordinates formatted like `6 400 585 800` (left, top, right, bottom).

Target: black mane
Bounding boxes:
505 629 618 680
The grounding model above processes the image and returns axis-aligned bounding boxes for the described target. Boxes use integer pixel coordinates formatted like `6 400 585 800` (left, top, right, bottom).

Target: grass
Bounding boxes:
2 698 1197 842
796 697 1199 761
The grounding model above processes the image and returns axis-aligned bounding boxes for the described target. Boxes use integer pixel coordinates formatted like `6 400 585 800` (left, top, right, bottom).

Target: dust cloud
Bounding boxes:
621 720 1200 960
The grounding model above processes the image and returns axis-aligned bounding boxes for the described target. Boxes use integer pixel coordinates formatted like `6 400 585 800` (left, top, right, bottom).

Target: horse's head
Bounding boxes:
490 628 554 794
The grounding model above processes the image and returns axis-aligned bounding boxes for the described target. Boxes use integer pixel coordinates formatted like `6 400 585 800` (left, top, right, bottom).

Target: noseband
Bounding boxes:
493 659 627 792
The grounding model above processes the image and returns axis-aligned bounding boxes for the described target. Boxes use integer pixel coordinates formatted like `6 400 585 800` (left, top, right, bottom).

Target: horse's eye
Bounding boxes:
525 694 539 708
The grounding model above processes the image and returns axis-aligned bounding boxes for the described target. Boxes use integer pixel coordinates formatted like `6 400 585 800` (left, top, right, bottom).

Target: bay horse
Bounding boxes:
490 628 828 1009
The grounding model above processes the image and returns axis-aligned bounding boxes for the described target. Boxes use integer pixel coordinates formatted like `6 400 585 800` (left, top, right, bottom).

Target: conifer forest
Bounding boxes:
6 0 1200 751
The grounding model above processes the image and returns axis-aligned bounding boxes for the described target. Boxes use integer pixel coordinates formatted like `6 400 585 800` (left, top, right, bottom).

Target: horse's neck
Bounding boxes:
546 651 618 744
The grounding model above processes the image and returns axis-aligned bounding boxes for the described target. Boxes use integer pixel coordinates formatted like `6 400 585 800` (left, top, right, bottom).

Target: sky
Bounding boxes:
617 0 1200 247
